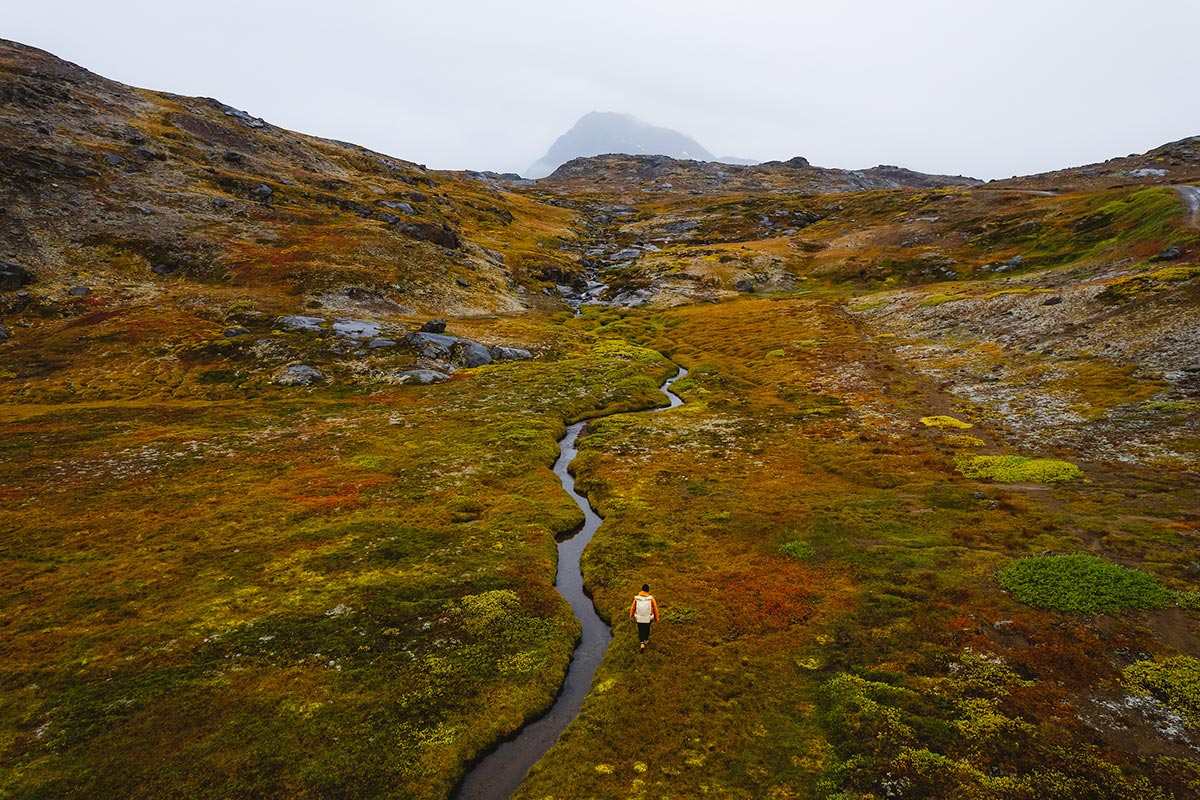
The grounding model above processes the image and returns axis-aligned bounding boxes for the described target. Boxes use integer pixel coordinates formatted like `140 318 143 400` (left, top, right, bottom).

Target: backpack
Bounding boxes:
634 595 654 622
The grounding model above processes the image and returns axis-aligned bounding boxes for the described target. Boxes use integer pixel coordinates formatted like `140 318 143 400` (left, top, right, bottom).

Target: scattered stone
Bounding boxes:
276 315 326 333
223 327 251 338
250 183 273 202
9 291 31 313
1042 295 1063 306
223 151 244 164
135 146 165 160
220 104 267 128
397 369 450 385
379 201 415 214
419 318 447 333
992 619 1013 632
332 319 382 340
405 331 456 359
734 279 755 293
68 286 91 296
489 345 533 361
367 338 397 348
971 491 989 500
449 339 492 368
275 365 324 386
0 323 8 343
1006 255 1024 268
0 262 32 290
394 221 461 249
1127 168 1167 178
103 152 124 166
456 278 471 288
1151 246 1184 262
151 263 177 276
1182 364 1200 374
212 197 229 208
1185 562 1200 578
662 220 699 234
609 248 641 261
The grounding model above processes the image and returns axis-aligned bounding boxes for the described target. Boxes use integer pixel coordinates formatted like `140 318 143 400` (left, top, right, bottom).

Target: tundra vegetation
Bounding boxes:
1 39 1199 800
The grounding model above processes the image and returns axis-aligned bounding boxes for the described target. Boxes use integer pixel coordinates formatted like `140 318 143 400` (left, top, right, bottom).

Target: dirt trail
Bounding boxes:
1174 185 1200 227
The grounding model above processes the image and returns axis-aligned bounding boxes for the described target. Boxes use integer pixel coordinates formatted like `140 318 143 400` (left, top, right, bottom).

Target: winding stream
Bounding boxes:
453 366 687 800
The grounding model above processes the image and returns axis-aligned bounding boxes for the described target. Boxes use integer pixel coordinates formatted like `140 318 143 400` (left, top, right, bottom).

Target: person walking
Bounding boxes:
629 583 659 653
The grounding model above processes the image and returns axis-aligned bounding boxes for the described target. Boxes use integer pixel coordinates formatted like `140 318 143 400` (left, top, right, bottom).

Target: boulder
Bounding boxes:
250 183 273 202
1042 295 1063 306
609 248 641 261
419 318 447 334
276 315 326 333
367 338 397 348
379 201 415 214
456 278 471 288
0 323 8 343
68 286 91 297
276 365 324 386
0 262 32 291
734 279 755 293
394 221 461 249
449 339 493 368
7 291 31 314
405 330 455 359
151 263 177 276
397 369 450 385
332 319 382 340
662 220 699 234
1152 246 1184 262
489 345 533 361
223 326 251 337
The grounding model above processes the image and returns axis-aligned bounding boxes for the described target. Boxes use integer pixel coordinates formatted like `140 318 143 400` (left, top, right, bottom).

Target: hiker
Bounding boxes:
629 583 659 652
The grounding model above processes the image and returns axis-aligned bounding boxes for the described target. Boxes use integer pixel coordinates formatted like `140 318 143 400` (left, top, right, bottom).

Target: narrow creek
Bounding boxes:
453 365 687 800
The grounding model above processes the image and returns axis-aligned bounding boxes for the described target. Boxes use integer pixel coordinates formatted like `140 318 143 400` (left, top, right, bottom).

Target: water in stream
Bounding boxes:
453 366 686 800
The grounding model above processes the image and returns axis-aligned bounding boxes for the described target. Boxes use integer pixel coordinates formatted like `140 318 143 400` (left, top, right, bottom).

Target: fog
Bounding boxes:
7 0 1199 179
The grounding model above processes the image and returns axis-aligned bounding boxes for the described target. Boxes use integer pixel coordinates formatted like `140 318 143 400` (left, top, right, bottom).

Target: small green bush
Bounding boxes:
1123 656 1200 726
996 554 1173 614
779 540 815 560
956 454 1082 483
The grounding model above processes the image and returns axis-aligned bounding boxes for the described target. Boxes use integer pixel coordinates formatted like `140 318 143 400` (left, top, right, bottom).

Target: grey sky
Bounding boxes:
8 0 1199 179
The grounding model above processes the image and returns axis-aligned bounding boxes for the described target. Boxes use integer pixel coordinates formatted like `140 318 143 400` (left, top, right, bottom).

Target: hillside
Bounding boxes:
2 39 1199 800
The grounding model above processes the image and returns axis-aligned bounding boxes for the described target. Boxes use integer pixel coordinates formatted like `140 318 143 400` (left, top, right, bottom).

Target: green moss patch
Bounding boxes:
956 454 1082 483
1124 656 1200 726
921 415 973 429
996 554 1173 614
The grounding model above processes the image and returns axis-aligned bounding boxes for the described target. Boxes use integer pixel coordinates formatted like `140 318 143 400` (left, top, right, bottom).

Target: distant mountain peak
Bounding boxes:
527 112 717 178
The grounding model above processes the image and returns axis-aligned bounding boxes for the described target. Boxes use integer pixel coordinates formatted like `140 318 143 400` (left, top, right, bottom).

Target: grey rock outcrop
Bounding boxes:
489 345 533 361
0 262 32 290
332 319 382 340
397 369 451 385
449 339 493 368
419 318 447 333
276 365 324 386
276 315 326 333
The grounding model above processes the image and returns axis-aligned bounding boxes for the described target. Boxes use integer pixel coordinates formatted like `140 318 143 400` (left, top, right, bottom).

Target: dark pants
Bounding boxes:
637 622 651 643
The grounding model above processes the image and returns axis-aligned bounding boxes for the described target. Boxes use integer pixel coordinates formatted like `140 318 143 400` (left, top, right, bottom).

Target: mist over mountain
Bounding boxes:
527 112 737 178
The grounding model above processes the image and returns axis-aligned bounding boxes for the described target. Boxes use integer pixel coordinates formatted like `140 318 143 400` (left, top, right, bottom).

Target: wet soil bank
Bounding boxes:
453 366 687 800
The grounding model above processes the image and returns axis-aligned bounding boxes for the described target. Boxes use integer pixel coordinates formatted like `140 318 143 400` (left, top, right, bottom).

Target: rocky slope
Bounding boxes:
0 39 579 321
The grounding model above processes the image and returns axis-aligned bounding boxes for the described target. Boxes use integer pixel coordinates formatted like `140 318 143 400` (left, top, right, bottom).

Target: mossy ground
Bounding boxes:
3 288 1197 798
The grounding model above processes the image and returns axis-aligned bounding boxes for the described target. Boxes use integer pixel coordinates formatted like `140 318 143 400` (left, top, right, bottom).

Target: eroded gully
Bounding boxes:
453 365 687 800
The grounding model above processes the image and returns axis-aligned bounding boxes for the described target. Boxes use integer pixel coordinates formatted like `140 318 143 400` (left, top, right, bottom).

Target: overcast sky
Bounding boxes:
8 0 1199 179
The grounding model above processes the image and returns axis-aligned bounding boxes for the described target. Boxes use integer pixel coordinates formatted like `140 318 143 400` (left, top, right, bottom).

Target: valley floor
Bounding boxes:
2 295 1198 799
